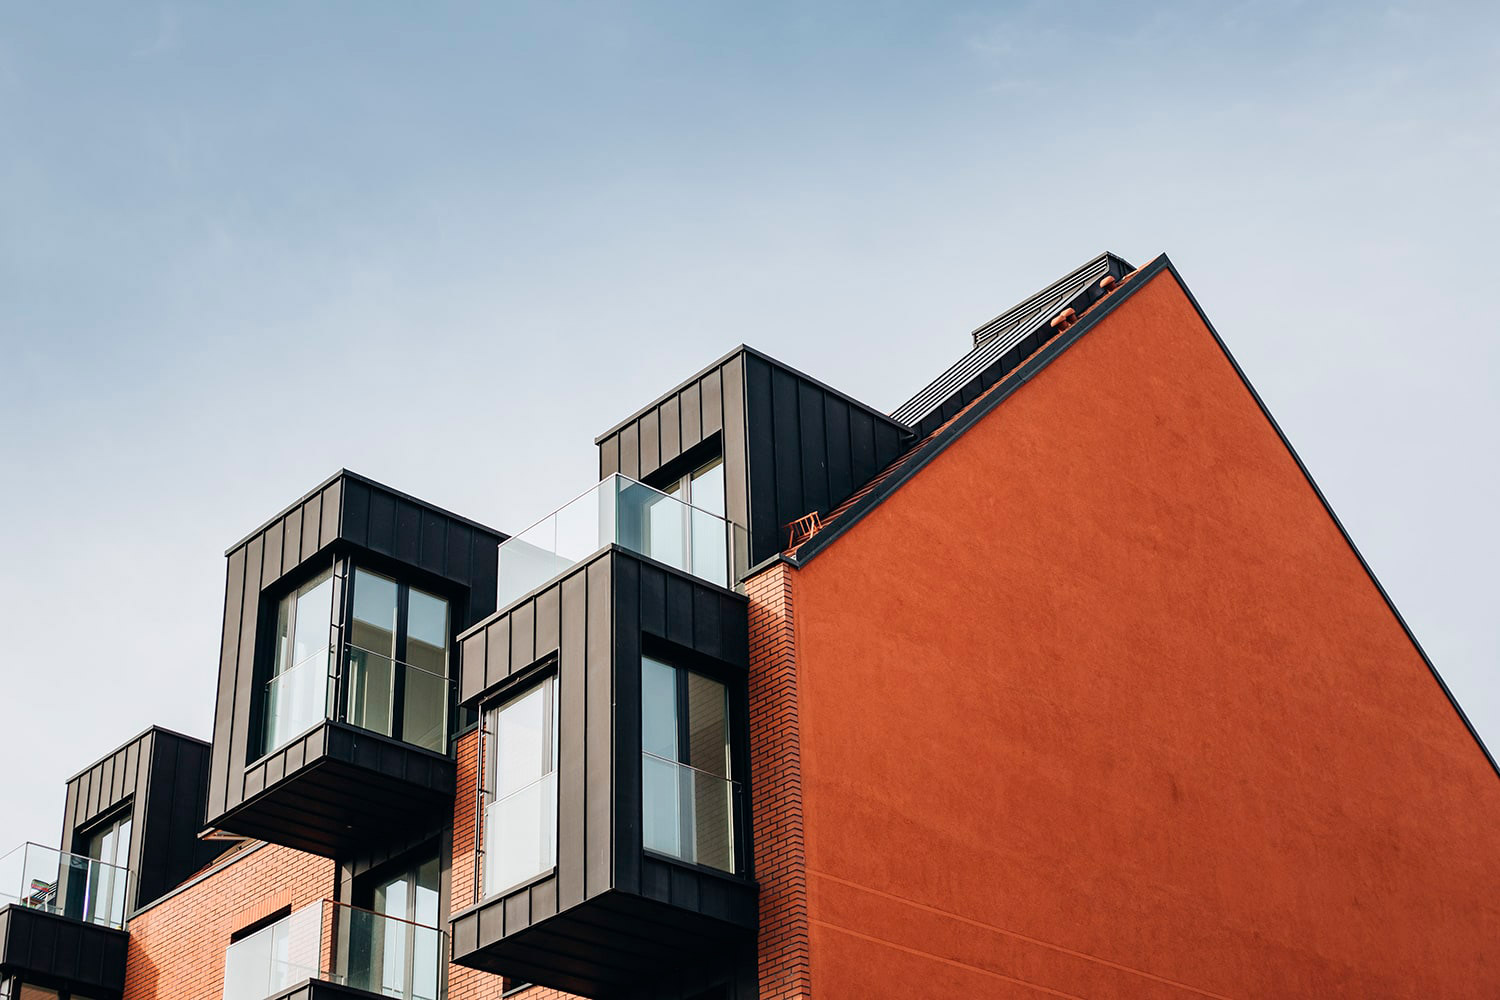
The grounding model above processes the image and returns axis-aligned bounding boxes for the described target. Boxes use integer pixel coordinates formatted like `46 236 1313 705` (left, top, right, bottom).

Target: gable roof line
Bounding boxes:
1158 258 1499 779
782 254 1498 778
788 253 1168 567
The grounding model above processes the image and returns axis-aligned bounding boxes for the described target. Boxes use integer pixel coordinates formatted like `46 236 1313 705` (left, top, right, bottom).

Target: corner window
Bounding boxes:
347 568 452 752
263 569 335 755
641 657 736 873
484 677 558 896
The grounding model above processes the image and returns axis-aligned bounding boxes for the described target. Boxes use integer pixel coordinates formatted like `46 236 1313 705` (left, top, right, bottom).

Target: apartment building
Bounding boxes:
3 252 1496 1000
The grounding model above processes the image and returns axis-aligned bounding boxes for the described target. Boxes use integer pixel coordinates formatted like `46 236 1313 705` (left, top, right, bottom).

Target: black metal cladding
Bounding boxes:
205 470 504 856
451 547 755 998
0 904 129 1000
892 252 1135 440
597 347 911 576
60 728 225 914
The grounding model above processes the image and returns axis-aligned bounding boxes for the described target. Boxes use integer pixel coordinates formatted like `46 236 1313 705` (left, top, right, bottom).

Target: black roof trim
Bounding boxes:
791 254 1168 568
788 254 1498 778
225 468 506 556
892 251 1133 431
64 724 211 784
594 344 910 445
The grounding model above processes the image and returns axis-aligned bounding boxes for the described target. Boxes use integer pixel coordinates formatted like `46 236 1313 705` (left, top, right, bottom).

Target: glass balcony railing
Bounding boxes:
497 473 731 609
641 753 739 875
483 772 557 896
222 899 446 1000
264 647 334 755
0 842 131 929
261 646 456 758
345 646 455 755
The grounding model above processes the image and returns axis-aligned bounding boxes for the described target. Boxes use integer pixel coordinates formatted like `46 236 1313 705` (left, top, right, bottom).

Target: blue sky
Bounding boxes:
1 1 1497 850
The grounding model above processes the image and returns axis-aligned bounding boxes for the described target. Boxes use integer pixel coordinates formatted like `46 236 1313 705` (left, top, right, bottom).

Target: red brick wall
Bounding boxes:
746 563 810 1000
122 843 335 1000
791 267 1500 997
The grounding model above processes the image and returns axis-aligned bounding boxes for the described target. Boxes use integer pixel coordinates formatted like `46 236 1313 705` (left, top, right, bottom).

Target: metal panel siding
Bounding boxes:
700 368 723 437
228 535 265 812
445 522 471 591
558 569 589 911
720 355 750 575
743 356 779 565
420 511 445 573
769 367 803 554
367 489 396 555
209 548 247 818
319 479 343 549
891 252 1131 430
612 556 642 896
600 436 620 479
680 381 702 449
510 601 535 672
486 617 510 688
659 395 681 468
460 631 486 705
797 382 830 517
281 511 302 576
584 557 614 900
301 492 323 563
343 479 371 548
261 520 284 588
535 586 561 659
619 424 640 480
639 410 661 478
395 500 422 564
824 394 853 507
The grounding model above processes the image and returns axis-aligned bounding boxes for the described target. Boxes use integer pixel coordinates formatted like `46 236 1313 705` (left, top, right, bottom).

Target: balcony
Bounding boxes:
496 473 731 610
223 899 445 1000
0 844 130 999
211 640 458 857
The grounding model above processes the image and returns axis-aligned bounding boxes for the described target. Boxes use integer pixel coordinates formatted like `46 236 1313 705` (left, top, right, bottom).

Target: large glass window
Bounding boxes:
484 678 558 896
346 853 442 1000
85 812 131 923
641 657 736 873
263 569 335 755
346 569 452 752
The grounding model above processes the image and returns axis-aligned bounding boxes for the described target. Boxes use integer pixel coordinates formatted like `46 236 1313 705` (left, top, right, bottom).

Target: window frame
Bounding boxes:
345 564 454 751
481 668 561 899
639 655 740 876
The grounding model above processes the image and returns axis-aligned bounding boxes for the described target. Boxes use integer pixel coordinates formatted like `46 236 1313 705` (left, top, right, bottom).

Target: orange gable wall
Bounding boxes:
789 268 1500 998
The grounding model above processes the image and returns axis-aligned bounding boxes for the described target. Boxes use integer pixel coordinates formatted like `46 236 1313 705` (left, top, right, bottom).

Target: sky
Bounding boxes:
0 1 1496 852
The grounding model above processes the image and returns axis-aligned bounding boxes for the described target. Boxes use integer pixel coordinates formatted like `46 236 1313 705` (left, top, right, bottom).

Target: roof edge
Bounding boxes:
225 468 507 556
790 253 1169 567
789 253 1499 779
593 344 910 446
64 724 212 784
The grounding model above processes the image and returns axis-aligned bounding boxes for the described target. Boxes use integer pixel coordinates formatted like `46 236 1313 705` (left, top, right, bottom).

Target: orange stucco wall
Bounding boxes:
790 268 1500 997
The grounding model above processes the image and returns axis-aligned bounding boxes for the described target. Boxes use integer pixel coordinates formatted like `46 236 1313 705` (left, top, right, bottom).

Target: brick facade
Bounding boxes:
122 843 335 1000
745 563 809 1000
